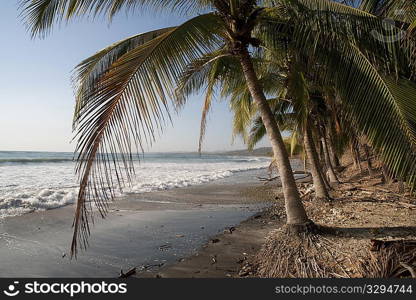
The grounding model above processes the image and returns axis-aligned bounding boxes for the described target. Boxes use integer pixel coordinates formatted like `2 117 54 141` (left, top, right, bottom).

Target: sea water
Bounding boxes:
0 151 269 218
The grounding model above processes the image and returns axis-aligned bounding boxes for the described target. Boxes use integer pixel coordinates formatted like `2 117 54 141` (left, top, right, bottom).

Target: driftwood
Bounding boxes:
357 187 414 200
351 198 416 210
257 171 311 183
257 176 278 182
396 202 416 209
300 188 314 198
119 267 136 278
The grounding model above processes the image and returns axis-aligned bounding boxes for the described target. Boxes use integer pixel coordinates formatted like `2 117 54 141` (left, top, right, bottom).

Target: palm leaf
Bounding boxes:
71 13 224 255
259 0 416 77
20 0 214 37
315 40 416 188
73 27 174 122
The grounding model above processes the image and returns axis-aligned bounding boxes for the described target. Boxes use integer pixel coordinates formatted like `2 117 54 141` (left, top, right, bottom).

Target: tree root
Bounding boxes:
254 222 347 278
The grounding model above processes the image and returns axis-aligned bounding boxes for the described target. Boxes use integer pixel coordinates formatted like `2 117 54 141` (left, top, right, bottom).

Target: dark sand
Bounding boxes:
138 205 283 278
0 168 282 277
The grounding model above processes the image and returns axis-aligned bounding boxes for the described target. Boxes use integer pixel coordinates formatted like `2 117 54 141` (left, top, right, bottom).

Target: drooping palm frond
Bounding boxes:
359 0 416 43
20 0 214 37
258 0 416 188
313 40 416 188
176 49 231 103
286 64 309 133
248 115 267 150
176 46 287 151
228 70 286 140
359 0 416 23
259 0 416 78
246 98 296 150
176 49 240 151
73 27 174 122
230 92 255 143
70 13 224 256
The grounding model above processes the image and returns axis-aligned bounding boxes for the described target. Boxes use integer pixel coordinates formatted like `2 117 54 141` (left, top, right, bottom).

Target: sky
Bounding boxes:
0 1 269 153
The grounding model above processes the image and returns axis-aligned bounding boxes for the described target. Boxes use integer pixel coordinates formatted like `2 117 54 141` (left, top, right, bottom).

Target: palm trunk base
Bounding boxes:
329 181 340 187
255 222 343 278
284 220 318 236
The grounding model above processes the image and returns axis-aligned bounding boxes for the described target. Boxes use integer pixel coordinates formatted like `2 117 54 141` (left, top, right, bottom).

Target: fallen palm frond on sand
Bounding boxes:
356 240 416 278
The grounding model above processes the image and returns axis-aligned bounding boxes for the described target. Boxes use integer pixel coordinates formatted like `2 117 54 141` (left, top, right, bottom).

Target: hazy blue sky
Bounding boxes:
0 1 269 152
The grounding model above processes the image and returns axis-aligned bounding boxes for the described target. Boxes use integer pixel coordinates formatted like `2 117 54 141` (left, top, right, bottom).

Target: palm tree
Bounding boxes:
360 0 416 24
21 0 416 256
178 23 416 201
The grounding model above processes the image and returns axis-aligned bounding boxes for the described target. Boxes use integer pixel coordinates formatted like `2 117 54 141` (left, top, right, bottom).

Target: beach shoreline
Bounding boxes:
137 201 284 278
138 158 416 279
0 168 283 277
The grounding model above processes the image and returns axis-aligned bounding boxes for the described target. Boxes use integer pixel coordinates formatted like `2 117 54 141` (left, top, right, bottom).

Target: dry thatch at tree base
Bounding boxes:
356 240 416 278
254 227 351 278
254 230 416 278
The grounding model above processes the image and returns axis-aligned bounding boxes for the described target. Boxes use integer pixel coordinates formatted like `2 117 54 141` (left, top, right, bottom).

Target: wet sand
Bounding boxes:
138 205 284 278
0 169 277 277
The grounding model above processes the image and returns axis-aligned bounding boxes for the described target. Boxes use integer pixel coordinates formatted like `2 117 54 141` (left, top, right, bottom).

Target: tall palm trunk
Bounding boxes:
351 142 362 172
382 164 393 185
304 119 330 200
238 50 309 226
363 144 375 176
322 167 332 190
321 132 339 184
327 134 340 169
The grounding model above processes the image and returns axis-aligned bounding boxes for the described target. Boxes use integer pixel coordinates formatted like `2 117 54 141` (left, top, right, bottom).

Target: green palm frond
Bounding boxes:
71 13 224 256
230 92 256 142
410 19 416 32
73 27 174 122
247 97 295 149
20 0 214 37
176 49 239 151
287 64 309 132
315 40 416 187
259 0 416 77
248 115 267 150
258 0 416 185
176 48 286 151
197 68 216 153
175 49 233 104
359 0 416 22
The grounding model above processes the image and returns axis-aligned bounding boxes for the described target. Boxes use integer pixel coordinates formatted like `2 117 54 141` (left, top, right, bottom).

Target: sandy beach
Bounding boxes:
139 158 416 279
0 168 279 277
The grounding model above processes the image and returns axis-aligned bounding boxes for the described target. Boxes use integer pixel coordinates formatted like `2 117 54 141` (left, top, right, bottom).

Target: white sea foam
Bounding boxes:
0 153 269 219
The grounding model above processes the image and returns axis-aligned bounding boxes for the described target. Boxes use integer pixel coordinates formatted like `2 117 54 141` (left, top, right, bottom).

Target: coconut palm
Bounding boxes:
360 0 416 24
21 0 416 255
177 24 416 201
177 48 336 198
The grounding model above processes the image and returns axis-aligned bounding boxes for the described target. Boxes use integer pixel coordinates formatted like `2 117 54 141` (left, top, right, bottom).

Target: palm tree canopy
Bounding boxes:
20 0 217 37
20 0 416 255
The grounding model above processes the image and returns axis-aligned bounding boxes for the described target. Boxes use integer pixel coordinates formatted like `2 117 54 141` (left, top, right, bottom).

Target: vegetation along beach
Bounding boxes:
0 0 416 284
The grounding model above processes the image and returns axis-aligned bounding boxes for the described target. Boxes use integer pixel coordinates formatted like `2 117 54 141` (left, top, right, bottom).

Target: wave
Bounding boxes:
0 165 266 219
0 155 270 219
0 158 73 164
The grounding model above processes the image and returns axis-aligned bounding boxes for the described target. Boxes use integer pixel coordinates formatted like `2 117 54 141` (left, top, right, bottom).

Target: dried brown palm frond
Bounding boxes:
357 239 416 278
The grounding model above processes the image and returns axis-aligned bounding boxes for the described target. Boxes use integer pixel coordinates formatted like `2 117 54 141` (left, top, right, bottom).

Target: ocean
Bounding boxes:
0 151 269 219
